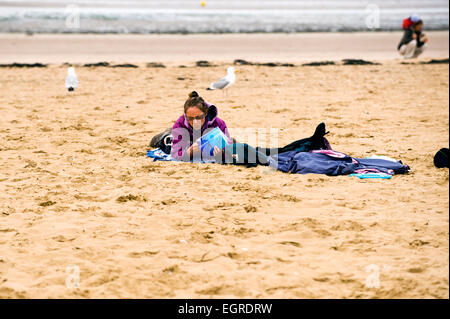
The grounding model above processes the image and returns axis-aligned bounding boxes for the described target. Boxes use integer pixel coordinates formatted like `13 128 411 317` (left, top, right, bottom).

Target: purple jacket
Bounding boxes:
171 102 231 161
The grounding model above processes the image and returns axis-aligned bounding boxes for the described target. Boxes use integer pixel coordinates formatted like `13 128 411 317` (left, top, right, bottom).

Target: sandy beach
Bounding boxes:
0 32 448 298
0 31 448 64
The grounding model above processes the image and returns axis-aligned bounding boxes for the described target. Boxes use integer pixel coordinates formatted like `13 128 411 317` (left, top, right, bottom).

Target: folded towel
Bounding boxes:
147 149 173 161
349 173 392 179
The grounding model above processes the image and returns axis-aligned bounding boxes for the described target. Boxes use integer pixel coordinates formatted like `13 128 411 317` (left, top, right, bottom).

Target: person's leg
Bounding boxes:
399 40 418 59
219 123 331 168
398 44 407 56
219 123 330 167
413 43 427 58
256 122 329 156
257 138 312 155
220 143 269 166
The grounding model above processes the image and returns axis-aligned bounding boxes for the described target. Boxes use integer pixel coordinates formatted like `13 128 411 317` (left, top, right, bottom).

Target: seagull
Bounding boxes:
65 67 78 92
207 66 236 96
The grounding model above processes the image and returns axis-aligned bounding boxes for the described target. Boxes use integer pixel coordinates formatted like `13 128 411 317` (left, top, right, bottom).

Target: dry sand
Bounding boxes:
0 33 448 299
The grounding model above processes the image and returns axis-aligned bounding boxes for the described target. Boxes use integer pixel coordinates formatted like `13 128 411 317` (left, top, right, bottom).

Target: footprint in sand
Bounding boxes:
407 267 426 273
127 250 159 258
162 265 181 274
116 194 147 203
52 235 76 242
409 239 430 247
189 231 215 244
331 220 365 232
243 205 257 213
278 241 302 248
203 202 237 212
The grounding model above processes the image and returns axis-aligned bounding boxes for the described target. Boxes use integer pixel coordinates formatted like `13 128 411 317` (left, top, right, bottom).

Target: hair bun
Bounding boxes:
189 91 199 98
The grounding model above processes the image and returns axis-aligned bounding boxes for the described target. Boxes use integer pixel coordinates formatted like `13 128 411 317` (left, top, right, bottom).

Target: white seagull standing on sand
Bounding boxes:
65 67 78 92
207 66 236 96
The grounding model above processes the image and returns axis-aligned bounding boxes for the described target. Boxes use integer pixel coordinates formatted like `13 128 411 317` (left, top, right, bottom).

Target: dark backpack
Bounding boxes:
434 148 449 168
149 128 172 154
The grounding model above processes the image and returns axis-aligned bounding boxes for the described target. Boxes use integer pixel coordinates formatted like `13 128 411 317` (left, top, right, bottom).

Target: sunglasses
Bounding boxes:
186 113 206 121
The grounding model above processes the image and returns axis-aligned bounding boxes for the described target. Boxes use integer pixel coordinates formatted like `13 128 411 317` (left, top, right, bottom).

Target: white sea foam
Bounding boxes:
0 0 448 33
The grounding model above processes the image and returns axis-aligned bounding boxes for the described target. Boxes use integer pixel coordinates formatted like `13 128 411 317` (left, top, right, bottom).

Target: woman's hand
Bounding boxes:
212 146 222 156
188 143 200 155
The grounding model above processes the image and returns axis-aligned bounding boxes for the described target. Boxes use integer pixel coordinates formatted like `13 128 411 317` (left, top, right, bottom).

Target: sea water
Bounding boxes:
0 0 448 34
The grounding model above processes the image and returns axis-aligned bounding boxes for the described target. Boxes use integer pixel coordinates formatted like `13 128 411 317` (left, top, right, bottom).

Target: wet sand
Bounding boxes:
0 31 448 64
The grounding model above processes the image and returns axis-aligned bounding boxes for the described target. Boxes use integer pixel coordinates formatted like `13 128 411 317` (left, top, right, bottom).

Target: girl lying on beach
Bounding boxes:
168 91 330 165
150 91 409 176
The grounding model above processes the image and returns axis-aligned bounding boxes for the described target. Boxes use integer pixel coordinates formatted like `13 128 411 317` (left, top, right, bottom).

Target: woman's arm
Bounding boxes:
171 126 193 161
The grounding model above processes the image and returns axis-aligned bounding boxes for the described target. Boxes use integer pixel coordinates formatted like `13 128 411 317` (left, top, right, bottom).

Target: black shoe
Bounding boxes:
310 123 329 150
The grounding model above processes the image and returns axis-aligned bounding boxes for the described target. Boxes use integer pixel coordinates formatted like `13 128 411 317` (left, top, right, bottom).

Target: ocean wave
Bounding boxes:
0 5 448 33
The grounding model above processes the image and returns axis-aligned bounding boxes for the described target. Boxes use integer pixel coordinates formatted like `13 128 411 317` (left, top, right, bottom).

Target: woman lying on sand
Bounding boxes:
168 91 330 165
150 91 409 176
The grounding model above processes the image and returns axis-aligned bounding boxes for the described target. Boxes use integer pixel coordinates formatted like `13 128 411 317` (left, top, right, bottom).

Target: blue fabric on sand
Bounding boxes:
271 151 409 176
147 148 216 164
349 173 392 179
147 149 173 161
147 148 410 176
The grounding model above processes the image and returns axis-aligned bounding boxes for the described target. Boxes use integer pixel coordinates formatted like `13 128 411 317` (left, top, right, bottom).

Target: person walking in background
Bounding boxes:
398 14 428 59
